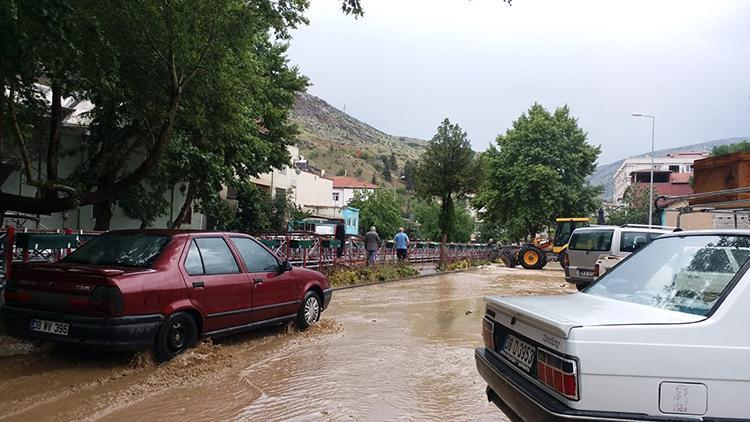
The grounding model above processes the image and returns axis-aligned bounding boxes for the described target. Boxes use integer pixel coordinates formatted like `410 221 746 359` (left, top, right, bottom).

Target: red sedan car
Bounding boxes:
2 230 332 361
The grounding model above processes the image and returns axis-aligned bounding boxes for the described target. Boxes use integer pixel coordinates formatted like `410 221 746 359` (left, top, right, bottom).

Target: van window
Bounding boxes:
569 230 613 252
620 231 662 253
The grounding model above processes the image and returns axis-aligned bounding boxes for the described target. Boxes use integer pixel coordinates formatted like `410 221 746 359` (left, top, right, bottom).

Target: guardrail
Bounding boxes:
0 228 491 284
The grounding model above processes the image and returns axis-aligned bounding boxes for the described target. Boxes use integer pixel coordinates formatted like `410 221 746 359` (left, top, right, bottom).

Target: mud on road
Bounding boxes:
0 265 572 421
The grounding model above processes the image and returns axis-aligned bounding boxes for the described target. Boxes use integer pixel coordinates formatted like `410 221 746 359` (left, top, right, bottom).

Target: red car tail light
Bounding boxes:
537 348 579 400
87 286 124 313
482 317 494 350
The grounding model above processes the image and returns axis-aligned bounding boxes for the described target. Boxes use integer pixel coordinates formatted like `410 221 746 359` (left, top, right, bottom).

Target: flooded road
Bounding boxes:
0 265 572 421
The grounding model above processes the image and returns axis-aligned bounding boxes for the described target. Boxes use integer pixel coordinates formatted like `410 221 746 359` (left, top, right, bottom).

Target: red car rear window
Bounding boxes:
62 233 170 268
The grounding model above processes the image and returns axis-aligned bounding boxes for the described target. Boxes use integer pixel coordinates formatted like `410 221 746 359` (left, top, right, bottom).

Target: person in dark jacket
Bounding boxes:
365 226 381 265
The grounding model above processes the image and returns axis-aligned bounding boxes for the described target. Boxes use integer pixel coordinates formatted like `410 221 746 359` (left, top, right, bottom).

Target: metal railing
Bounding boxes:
0 228 491 285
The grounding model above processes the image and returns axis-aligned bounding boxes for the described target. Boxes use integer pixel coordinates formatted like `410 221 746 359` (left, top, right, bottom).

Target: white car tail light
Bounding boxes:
537 348 579 400
482 317 494 350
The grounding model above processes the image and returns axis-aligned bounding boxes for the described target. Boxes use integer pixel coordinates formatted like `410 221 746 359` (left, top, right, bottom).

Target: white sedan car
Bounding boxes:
476 230 750 421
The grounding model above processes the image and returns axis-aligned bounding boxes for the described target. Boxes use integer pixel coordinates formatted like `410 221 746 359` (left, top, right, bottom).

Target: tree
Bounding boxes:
402 160 417 191
476 104 602 240
1 0 308 221
414 118 480 249
606 184 659 226
348 188 403 238
380 154 393 182
412 198 474 242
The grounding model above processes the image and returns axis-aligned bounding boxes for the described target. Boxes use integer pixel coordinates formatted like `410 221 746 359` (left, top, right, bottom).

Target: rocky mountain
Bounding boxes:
291 93 427 183
588 137 750 201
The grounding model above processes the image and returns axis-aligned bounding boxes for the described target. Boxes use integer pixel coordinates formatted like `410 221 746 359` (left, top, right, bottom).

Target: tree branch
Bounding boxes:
7 85 36 183
80 89 182 205
171 181 194 229
140 20 168 68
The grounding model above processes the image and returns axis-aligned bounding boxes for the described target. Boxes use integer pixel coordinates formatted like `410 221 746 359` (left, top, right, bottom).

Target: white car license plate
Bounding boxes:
579 270 594 277
501 334 535 372
30 319 69 336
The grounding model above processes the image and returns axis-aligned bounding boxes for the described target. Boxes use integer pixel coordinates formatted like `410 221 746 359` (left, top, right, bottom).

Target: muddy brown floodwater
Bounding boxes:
0 265 573 422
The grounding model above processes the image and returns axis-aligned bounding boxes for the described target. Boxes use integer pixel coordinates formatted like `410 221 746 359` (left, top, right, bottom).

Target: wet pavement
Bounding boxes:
0 265 573 421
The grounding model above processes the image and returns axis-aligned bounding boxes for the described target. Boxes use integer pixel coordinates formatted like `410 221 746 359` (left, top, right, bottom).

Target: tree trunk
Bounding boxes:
0 78 5 154
93 201 113 231
45 83 62 192
439 232 448 268
171 182 195 229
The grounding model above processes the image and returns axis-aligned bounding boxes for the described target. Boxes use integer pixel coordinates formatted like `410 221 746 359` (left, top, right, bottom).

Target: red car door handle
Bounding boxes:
192 281 205 288
253 278 263 284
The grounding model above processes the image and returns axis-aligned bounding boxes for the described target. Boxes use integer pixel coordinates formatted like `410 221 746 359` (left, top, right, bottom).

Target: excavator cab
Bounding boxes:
552 218 590 254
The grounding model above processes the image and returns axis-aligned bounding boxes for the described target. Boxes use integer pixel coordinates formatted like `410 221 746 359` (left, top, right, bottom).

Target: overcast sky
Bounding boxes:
287 0 750 164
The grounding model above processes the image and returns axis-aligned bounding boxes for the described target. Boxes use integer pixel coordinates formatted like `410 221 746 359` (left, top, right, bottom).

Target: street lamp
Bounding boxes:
632 113 656 228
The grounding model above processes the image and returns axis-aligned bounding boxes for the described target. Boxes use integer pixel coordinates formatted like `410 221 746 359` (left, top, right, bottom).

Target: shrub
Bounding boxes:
327 264 419 287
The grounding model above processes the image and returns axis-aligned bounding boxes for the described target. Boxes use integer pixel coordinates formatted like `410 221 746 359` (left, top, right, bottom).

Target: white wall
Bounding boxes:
333 187 373 207
294 171 334 208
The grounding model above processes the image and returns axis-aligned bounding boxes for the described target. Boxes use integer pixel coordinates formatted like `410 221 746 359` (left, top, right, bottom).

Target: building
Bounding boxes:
612 151 708 203
248 146 334 212
330 176 377 208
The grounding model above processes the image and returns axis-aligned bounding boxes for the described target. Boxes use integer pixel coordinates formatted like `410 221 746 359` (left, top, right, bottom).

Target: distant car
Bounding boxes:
476 230 750 420
565 225 672 290
2 230 332 361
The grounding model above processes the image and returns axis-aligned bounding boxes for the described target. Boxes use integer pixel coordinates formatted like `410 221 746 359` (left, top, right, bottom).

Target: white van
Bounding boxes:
565 225 673 290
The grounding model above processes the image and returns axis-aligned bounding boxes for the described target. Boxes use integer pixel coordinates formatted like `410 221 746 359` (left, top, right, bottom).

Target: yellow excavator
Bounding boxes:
497 217 590 270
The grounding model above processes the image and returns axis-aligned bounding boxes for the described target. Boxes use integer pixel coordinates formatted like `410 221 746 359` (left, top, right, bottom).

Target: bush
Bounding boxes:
441 259 490 272
327 264 419 287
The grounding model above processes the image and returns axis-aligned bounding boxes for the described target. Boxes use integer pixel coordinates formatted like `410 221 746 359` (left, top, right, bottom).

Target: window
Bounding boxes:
193 237 239 275
587 235 750 316
184 241 204 275
63 233 169 268
669 165 680 172
333 192 340 202
619 231 663 253
569 230 614 252
230 237 279 272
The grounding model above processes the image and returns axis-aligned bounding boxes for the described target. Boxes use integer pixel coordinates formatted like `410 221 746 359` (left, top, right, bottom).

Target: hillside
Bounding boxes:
291 93 427 184
588 137 750 201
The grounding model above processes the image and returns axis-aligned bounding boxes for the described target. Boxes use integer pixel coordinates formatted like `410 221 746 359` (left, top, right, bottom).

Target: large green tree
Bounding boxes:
349 188 403 238
0 0 308 223
477 104 602 240
414 118 480 245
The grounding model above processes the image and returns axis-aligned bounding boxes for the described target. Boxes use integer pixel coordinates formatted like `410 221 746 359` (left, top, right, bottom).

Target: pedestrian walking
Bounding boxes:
394 227 410 262
365 226 381 265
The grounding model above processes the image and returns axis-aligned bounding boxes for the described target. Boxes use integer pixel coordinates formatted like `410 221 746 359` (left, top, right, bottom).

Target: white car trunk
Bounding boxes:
486 293 704 339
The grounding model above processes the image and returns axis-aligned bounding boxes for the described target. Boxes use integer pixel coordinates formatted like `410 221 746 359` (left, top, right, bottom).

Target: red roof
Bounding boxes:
331 176 377 189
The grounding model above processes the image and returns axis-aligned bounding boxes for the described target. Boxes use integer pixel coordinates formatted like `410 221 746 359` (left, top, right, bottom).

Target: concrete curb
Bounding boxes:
331 267 477 291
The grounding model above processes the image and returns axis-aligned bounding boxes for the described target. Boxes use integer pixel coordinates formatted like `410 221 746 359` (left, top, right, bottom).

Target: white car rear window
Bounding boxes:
586 235 750 316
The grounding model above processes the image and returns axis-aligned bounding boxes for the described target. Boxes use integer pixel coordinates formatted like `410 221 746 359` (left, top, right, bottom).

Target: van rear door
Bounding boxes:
566 229 614 281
